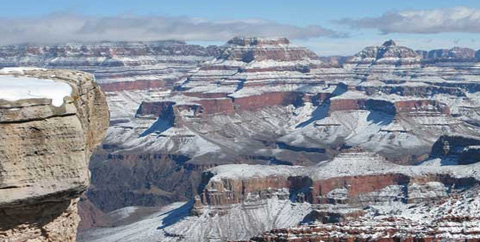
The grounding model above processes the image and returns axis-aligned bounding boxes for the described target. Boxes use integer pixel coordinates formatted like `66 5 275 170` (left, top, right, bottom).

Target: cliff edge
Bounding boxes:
0 68 109 241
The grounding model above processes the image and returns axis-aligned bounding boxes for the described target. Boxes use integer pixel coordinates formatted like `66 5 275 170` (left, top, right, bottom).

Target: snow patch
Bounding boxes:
0 67 46 75
0 75 72 107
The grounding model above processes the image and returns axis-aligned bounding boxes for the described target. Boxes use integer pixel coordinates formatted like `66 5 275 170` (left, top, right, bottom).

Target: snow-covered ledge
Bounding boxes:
0 72 72 107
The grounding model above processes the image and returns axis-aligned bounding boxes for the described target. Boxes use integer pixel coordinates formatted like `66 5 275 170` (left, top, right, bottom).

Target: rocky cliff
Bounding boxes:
0 68 109 241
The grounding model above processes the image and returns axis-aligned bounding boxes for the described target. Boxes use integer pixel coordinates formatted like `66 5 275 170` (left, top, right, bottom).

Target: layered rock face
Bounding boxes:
0 68 109 241
194 152 478 209
346 40 421 66
328 96 450 116
220 37 318 62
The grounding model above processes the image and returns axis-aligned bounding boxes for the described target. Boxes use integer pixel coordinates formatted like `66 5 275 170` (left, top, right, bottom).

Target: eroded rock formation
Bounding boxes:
0 68 109 241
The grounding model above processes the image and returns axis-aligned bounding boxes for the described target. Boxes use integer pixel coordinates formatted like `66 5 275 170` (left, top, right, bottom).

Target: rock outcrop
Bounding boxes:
174 36 333 113
345 40 421 66
0 68 109 241
328 95 450 116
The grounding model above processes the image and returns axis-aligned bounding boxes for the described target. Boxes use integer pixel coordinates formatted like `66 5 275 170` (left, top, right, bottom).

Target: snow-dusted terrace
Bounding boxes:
207 152 480 182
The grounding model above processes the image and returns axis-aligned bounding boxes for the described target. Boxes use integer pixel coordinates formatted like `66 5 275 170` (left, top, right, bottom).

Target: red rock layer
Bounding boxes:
198 176 290 206
328 98 449 116
197 172 476 207
232 92 304 111
183 92 231 99
136 90 326 120
394 100 450 115
195 99 235 115
329 98 371 113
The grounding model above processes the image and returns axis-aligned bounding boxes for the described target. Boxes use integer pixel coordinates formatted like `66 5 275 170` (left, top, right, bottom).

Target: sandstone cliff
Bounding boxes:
0 68 109 241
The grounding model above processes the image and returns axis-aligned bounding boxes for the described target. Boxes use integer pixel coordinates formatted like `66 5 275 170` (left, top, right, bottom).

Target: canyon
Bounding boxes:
2 37 480 241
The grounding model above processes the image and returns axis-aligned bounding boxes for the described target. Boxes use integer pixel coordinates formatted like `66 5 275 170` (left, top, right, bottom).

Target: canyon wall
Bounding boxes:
73 38 480 242
195 153 477 210
87 38 480 215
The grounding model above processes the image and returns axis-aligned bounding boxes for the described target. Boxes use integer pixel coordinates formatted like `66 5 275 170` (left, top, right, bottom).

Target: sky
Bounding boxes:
1 0 480 55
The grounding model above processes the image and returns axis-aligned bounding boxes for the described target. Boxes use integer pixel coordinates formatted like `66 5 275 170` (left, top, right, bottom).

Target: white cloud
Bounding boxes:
0 13 346 45
336 7 480 34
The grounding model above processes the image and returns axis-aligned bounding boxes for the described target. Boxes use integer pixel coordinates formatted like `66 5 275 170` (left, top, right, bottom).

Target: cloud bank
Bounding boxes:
0 13 345 45
336 7 480 34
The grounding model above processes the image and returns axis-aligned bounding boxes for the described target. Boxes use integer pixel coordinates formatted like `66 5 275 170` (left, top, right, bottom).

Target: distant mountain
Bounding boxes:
417 47 477 62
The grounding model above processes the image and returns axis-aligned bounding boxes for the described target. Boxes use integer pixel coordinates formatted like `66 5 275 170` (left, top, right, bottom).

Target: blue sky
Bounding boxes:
2 1 480 55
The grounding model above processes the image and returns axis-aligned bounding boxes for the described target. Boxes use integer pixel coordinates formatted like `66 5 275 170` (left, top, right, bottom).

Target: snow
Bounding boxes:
331 90 426 102
106 207 139 223
247 59 322 69
408 182 448 202
330 90 369 100
79 197 312 242
326 188 349 201
259 184 480 240
203 150 480 184
227 84 333 99
0 74 72 107
209 164 303 182
279 108 429 154
0 67 46 75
